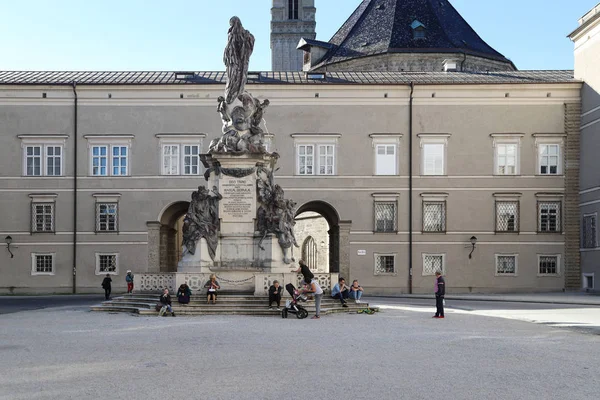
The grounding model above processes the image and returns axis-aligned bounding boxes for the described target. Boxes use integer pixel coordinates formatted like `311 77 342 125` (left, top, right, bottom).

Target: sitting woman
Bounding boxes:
177 283 192 304
348 280 364 303
204 274 220 304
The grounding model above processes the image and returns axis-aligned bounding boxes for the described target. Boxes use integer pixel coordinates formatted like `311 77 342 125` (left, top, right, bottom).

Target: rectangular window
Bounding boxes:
375 144 397 175
422 143 445 175
538 202 561 232
583 273 595 290
25 146 42 176
423 202 446 233
375 254 395 275
496 201 519 232
92 146 108 176
288 0 299 19
374 202 397 232
32 253 54 275
539 144 560 175
31 203 54 233
96 253 118 274
112 146 128 176
96 203 118 232
423 254 445 276
538 255 559 276
583 214 597 249
495 255 517 275
298 145 314 175
318 145 335 175
162 145 179 175
46 146 62 176
496 144 517 175
183 145 200 175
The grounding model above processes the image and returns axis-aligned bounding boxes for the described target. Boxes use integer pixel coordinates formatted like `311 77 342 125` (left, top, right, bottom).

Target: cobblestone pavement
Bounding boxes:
0 304 598 400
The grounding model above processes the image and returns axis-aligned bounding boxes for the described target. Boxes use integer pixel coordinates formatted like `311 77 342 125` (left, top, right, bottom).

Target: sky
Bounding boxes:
0 0 597 72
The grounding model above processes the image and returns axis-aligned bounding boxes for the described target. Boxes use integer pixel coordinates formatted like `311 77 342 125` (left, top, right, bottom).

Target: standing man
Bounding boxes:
101 274 112 301
433 271 445 319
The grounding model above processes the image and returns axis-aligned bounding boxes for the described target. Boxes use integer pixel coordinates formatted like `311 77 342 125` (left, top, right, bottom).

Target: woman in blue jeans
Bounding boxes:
348 280 364 303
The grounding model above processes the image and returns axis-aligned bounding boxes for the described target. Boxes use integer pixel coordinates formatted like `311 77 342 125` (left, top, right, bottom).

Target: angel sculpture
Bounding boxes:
223 16 255 104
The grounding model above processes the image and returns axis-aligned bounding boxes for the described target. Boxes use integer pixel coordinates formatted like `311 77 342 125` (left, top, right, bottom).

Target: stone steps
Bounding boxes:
91 294 374 316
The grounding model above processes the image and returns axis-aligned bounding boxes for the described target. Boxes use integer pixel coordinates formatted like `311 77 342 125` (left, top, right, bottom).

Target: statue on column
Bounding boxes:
182 186 223 261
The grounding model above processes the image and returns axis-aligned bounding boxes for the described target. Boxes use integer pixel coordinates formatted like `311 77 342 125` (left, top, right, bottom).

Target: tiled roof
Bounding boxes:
314 0 515 69
0 70 577 86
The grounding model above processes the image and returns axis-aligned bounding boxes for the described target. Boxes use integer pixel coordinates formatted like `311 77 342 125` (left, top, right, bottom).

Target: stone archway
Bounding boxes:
295 201 350 278
147 201 189 273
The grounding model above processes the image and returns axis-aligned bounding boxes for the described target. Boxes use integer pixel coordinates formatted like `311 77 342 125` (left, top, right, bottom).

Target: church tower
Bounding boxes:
271 0 316 71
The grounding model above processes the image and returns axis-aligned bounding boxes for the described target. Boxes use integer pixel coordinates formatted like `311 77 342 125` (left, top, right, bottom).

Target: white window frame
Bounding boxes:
370 134 402 176
495 254 518 276
374 253 396 276
18 135 67 177
422 253 446 276
537 254 561 277
93 193 121 233
582 213 598 249
86 136 133 177
292 134 340 176
418 134 450 176
29 193 58 233
157 134 205 176
31 252 55 275
534 134 564 176
583 273 595 290
491 134 523 176
95 252 119 275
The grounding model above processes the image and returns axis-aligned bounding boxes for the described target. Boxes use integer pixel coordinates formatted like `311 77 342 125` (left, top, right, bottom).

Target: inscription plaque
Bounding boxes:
220 175 256 222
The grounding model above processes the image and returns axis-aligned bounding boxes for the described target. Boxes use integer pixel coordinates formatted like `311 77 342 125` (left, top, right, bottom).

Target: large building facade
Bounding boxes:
0 0 595 295
570 4 600 292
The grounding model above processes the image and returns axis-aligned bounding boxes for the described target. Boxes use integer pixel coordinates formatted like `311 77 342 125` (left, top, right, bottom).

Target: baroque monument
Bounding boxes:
179 16 298 273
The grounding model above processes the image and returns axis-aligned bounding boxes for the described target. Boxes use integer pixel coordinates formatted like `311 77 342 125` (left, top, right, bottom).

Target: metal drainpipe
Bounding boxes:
409 82 414 294
71 82 78 294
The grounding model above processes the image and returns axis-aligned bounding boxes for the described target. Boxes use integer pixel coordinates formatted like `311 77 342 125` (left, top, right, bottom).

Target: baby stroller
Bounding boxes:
282 283 309 319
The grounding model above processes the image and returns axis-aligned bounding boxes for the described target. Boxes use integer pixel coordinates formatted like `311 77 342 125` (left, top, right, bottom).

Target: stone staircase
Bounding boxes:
91 292 372 316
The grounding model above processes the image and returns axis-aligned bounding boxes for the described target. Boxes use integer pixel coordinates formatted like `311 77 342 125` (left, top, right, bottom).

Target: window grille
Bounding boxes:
496 255 516 275
302 236 318 271
539 256 558 275
423 254 444 276
496 201 518 232
582 215 597 249
374 202 397 232
96 203 118 232
375 255 395 275
32 203 54 232
538 202 561 232
35 254 53 273
423 202 445 232
98 254 117 273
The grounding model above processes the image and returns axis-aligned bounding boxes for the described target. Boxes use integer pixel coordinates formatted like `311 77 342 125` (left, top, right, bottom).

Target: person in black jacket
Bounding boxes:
160 288 176 316
433 271 445 319
268 280 282 310
101 274 112 300
291 259 314 285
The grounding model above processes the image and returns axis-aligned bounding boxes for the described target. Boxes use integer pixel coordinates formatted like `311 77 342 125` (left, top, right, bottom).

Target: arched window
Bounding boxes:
288 0 299 20
302 236 318 271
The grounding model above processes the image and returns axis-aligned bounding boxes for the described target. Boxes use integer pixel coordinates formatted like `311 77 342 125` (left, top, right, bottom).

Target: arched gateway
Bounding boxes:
147 201 189 273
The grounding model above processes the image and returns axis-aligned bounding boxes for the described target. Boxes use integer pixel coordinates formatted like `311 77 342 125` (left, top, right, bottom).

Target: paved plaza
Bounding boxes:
0 297 599 400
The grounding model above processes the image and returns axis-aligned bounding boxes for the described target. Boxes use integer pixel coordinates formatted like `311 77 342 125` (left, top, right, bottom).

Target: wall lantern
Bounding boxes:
468 236 478 259
5 235 14 258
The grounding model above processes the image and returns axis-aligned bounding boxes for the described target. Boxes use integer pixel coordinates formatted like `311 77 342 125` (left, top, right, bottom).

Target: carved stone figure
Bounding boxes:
182 186 223 261
209 17 272 155
256 165 298 264
224 16 255 105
